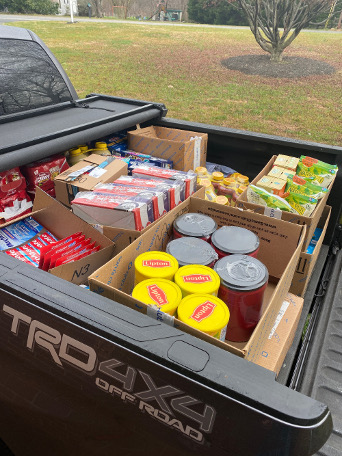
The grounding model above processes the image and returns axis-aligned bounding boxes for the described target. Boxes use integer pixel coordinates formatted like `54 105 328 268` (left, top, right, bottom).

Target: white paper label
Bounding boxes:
264 206 282 219
191 136 202 170
66 165 95 181
89 167 107 178
147 305 175 327
268 300 290 339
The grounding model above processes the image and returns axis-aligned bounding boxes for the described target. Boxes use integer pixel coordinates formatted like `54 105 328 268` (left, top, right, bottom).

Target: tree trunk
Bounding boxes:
270 47 283 63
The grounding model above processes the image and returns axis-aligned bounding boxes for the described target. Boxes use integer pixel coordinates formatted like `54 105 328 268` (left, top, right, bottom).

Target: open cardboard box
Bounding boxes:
127 125 208 172
256 292 303 375
94 187 205 255
1 188 115 285
89 196 305 363
290 205 331 297
54 154 128 208
237 155 335 251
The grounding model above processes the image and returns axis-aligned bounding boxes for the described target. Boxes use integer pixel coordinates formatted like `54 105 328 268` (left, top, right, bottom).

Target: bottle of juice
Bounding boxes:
217 178 239 206
210 172 224 192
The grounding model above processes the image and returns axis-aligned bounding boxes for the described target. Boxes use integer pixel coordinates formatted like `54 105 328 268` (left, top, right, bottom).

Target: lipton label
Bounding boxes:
182 274 212 283
190 301 216 322
142 260 171 268
147 284 169 306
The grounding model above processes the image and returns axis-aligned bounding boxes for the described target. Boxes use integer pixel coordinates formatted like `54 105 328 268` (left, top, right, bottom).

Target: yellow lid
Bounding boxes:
195 167 208 175
135 251 179 283
174 265 220 297
211 172 224 181
69 147 83 156
132 279 182 316
79 144 89 152
223 177 236 187
95 142 108 150
200 179 212 188
177 294 230 337
215 195 228 205
236 174 249 185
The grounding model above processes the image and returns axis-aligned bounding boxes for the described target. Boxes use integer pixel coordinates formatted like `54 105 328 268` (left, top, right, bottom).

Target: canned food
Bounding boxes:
166 237 218 268
177 294 230 340
173 213 217 241
174 264 221 297
132 278 182 316
211 226 260 258
214 254 269 342
134 251 179 285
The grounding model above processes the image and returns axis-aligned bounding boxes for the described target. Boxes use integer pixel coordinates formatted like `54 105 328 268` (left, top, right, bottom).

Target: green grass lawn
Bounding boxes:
10 21 342 146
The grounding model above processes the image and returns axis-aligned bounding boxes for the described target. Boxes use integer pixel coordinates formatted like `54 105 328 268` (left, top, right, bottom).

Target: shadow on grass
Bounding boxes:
221 55 336 78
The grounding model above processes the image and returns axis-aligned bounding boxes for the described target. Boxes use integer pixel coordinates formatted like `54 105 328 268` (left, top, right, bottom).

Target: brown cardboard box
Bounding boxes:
93 187 205 256
256 293 303 375
2 188 115 285
237 155 334 251
127 126 208 172
54 154 128 207
290 205 331 297
89 196 305 363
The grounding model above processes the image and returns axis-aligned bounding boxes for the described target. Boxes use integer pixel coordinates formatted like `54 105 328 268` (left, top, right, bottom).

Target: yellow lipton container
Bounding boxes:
132 279 182 316
134 251 179 285
177 294 230 340
174 265 220 298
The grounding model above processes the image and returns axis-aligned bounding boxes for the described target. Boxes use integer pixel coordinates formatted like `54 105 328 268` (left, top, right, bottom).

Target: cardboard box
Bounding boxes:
93 187 205 256
54 154 128 207
256 293 303 375
237 155 334 250
89 196 305 363
290 205 331 297
1 188 115 285
127 126 208 172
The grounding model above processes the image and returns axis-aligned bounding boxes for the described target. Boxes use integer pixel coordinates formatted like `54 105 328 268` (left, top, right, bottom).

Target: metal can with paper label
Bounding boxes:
132 278 182 316
177 294 230 340
173 213 217 241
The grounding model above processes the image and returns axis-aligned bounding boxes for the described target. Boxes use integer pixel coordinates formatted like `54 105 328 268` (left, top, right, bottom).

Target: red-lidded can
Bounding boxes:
211 226 260 259
214 254 268 342
173 213 217 242
166 237 218 268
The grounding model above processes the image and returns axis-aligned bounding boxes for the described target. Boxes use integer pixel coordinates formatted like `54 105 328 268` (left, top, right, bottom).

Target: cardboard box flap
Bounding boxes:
32 187 60 211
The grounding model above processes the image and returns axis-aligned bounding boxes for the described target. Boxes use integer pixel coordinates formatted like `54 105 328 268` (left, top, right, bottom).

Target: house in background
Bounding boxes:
52 0 79 16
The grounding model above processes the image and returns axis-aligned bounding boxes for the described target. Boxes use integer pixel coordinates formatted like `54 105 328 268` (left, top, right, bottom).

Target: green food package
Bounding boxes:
297 156 338 187
247 185 291 212
285 192 318 217
285 175 328 199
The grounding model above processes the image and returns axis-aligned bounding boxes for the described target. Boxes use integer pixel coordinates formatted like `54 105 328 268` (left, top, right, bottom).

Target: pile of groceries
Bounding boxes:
194 166 250 207
0 217 99 269
247 154 338 217
131 212 268 343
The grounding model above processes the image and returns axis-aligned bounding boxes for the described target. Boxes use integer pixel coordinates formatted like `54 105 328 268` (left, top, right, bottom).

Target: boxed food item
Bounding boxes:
256 175 287 196
273 155 299 172
237 155 335 250
0 188 115 284
132 165 196 199
290 206 331 297
54 154 128 207
128 126 208 172
256 293 304 375
89 196 305 362
71 191 155 231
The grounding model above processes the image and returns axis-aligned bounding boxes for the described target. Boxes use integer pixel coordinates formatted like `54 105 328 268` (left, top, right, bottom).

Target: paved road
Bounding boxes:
0 13 341 33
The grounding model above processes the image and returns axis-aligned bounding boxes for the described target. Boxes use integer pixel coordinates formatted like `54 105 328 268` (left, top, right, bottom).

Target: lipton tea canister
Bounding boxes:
177 294 230 340
132 279 182 316
174 264 220 297
134 251 179 285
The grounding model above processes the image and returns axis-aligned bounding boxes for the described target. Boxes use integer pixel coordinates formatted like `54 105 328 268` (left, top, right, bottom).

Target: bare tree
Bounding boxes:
209 0 342 62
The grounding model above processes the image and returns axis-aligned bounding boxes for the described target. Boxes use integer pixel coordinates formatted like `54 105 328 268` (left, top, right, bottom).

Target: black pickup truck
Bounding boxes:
0 24 341 456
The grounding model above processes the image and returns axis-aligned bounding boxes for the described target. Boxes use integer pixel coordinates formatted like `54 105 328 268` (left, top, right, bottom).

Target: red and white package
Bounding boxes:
0 168 27 199
94 183 167 220
6 248 36 266
21 154 69 198
131 165 196 199
38 232 82 269
0 190 33 224
41 235 85 271
49 239 93 269
55 245 101 267
71 192 152 231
